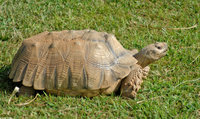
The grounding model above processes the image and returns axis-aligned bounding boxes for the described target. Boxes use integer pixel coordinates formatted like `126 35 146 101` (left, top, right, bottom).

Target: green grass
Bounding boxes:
0 0 199 118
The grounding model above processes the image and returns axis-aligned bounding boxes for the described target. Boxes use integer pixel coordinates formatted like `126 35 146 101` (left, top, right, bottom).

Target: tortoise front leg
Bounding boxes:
18 86 36 96
120 66 144 99
142 66 150 79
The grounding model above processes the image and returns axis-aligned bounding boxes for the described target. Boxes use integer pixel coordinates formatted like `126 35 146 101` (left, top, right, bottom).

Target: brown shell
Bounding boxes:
9 30 137 91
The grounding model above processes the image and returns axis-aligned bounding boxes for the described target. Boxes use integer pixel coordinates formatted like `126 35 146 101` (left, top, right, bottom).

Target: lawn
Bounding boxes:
0 0 199 118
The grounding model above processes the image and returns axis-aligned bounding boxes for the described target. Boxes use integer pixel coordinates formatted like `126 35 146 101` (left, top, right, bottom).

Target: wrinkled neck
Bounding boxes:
134 53 153 68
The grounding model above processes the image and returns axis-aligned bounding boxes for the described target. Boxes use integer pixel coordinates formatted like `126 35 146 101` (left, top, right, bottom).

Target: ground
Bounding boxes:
0 0 199 118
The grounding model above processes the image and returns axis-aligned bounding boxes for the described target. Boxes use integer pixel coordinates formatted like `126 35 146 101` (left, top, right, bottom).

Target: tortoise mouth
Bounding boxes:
160 48 168 57
161 44 168 54
163 48 168 53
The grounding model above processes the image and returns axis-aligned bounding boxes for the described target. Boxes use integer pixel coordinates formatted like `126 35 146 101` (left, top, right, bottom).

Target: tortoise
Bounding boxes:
9 30 168 98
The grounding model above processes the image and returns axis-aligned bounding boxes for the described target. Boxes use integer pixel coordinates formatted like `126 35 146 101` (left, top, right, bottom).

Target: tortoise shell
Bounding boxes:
9 30 137 95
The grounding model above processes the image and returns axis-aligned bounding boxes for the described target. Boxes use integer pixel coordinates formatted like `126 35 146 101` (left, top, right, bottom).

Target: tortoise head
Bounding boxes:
134 42 168 68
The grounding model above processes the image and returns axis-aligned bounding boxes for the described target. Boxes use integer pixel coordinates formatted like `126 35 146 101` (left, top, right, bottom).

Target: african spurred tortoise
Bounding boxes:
9 30 168 98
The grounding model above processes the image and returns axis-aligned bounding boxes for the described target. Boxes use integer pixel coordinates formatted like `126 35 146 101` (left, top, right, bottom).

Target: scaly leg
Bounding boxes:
142 66 150 79
120 66 143 98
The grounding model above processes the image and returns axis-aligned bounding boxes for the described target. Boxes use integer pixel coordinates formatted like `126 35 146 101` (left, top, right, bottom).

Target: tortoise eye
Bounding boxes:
157 46 161 49
155 44 162 50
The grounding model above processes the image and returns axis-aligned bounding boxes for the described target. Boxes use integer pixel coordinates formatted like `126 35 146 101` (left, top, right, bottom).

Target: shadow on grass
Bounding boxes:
0 65 19 93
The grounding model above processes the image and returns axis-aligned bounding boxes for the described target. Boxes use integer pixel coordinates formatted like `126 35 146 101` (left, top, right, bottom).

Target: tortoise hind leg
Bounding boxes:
18 86 36 96
120 67 143 99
